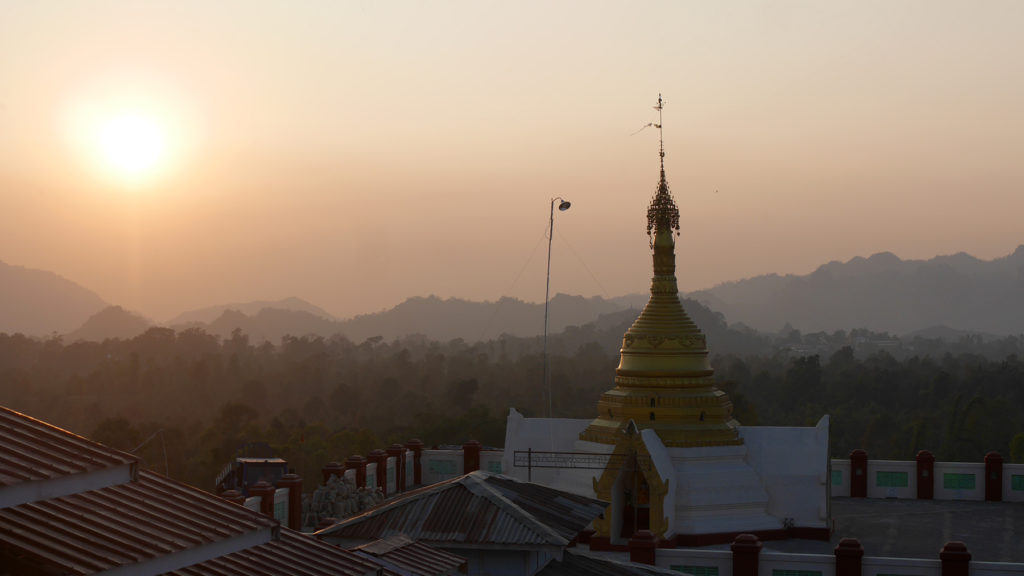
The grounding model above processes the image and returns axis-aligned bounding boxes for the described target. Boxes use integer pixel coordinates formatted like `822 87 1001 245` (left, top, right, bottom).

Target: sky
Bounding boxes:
2 1 1023 322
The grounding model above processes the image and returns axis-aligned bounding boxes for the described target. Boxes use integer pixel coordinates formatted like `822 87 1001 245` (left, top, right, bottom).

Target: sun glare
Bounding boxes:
97 113 167 182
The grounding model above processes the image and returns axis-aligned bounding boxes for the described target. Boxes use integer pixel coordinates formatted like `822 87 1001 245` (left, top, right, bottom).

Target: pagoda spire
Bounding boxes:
579 95 742 448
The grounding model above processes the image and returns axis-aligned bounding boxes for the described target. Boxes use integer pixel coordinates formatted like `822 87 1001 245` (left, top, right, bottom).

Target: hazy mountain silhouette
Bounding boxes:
0 260 107 336
689 245 1024 335
204 307 340 343
162 294 642 344
167 297 334 325
65 306 153 342
335 294 634 343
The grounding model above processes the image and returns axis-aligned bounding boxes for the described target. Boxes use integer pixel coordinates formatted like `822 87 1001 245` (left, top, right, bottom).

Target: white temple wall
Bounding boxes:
737 415 830 527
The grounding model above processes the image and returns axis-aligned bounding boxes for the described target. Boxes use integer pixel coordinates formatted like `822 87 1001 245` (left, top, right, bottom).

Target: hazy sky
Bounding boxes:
2 1 1023 322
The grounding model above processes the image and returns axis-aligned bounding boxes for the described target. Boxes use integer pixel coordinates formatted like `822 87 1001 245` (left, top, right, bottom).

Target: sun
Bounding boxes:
96 113 168 183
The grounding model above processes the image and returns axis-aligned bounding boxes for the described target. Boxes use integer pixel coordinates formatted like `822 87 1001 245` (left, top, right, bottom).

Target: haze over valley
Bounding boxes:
4 243 1024 343
3 1 1024 500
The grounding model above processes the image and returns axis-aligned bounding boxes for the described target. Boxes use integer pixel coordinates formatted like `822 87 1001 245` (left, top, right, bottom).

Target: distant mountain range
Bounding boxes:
0 261 107 336
166 297 335 326
66 306 152 342
182 293 647 344
4 245 1023 342
690 245 1024 335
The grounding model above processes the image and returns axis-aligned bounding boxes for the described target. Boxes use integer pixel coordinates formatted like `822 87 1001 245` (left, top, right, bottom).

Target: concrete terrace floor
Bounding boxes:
760 497 1024 563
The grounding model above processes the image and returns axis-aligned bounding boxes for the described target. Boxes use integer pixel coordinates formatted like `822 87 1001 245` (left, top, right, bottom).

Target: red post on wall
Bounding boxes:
834 538 864 576
916 450 935 500
463 440 482 473
368 449 388 496
850 449 868 498
321 461 344 485
628 529 657 565
405 439 424 485
249 480 276 518
731 534 762 576
345 454 367 488
984 451 1003 502
940 541 971 576
387 444 407 493
277 473 303 531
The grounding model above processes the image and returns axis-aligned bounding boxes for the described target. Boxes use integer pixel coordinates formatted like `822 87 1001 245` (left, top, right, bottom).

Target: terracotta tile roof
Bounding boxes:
353 534 467 576
0 470 279 575
0 405 397 576
168 530 388 576
317 471 606 550
0 405 136 487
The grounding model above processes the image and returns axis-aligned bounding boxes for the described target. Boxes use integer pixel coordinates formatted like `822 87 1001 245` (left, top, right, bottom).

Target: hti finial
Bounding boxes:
646 93 679 243
654 94 665 168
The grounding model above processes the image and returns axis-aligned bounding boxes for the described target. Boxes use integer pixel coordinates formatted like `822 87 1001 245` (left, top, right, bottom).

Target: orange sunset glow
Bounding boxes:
1 0 1023 322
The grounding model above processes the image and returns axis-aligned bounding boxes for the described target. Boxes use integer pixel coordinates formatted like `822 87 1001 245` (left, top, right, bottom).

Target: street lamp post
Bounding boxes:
544 197 571 418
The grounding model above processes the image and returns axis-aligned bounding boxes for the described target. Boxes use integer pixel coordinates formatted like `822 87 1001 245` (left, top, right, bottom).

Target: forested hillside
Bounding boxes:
1 318 1022 492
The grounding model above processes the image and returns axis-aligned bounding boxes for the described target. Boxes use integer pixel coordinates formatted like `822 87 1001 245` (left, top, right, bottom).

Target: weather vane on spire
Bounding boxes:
654 93 665 166
632 94 667 170
645 93 680 243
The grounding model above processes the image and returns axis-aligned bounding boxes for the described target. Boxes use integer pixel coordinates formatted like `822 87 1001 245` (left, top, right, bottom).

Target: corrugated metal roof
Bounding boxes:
0 470 278 575
353 534 467 576
0 405 136 487
317 471 606 550
168 531 388 576
538 550 683 576
483 475 609 543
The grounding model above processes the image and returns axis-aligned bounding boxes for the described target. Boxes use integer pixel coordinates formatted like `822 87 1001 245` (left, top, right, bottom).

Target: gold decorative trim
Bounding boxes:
622 333 706 350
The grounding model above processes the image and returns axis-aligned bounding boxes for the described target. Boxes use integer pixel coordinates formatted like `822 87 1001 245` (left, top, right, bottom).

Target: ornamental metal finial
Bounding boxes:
646 94 680 242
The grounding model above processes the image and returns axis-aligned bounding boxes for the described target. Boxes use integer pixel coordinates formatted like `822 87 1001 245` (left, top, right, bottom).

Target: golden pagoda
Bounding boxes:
579 96 742 448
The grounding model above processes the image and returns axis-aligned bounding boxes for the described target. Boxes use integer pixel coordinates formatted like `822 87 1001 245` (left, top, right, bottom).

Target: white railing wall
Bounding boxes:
831 458 1024 502
933 461 984 501
273 487 289 524
865 460 917 499
655 548 1024 576
421 449 464 484
1007 464 1024 503
759 552 836 576
480 450 504 475
655 547 732 574
386 457 397 494
370 459 382 491
863 557 941 576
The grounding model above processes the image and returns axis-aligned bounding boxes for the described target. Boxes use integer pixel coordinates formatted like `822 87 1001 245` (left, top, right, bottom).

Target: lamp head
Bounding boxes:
558 200 571 211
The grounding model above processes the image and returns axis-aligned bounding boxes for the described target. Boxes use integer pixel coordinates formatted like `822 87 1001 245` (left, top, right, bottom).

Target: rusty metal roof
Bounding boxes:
353 534 467 576
168 530 389 576
0 405 136 488
317 471 606 550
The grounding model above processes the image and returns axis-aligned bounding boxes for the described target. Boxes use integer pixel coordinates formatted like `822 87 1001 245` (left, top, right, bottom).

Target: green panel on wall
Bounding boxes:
428 460 456 475
876 471 909 487
943 473 976 490
1012 475 1024 491
772 570 822 576
486 460 502 473
671 566 718 576
831 470 842 485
